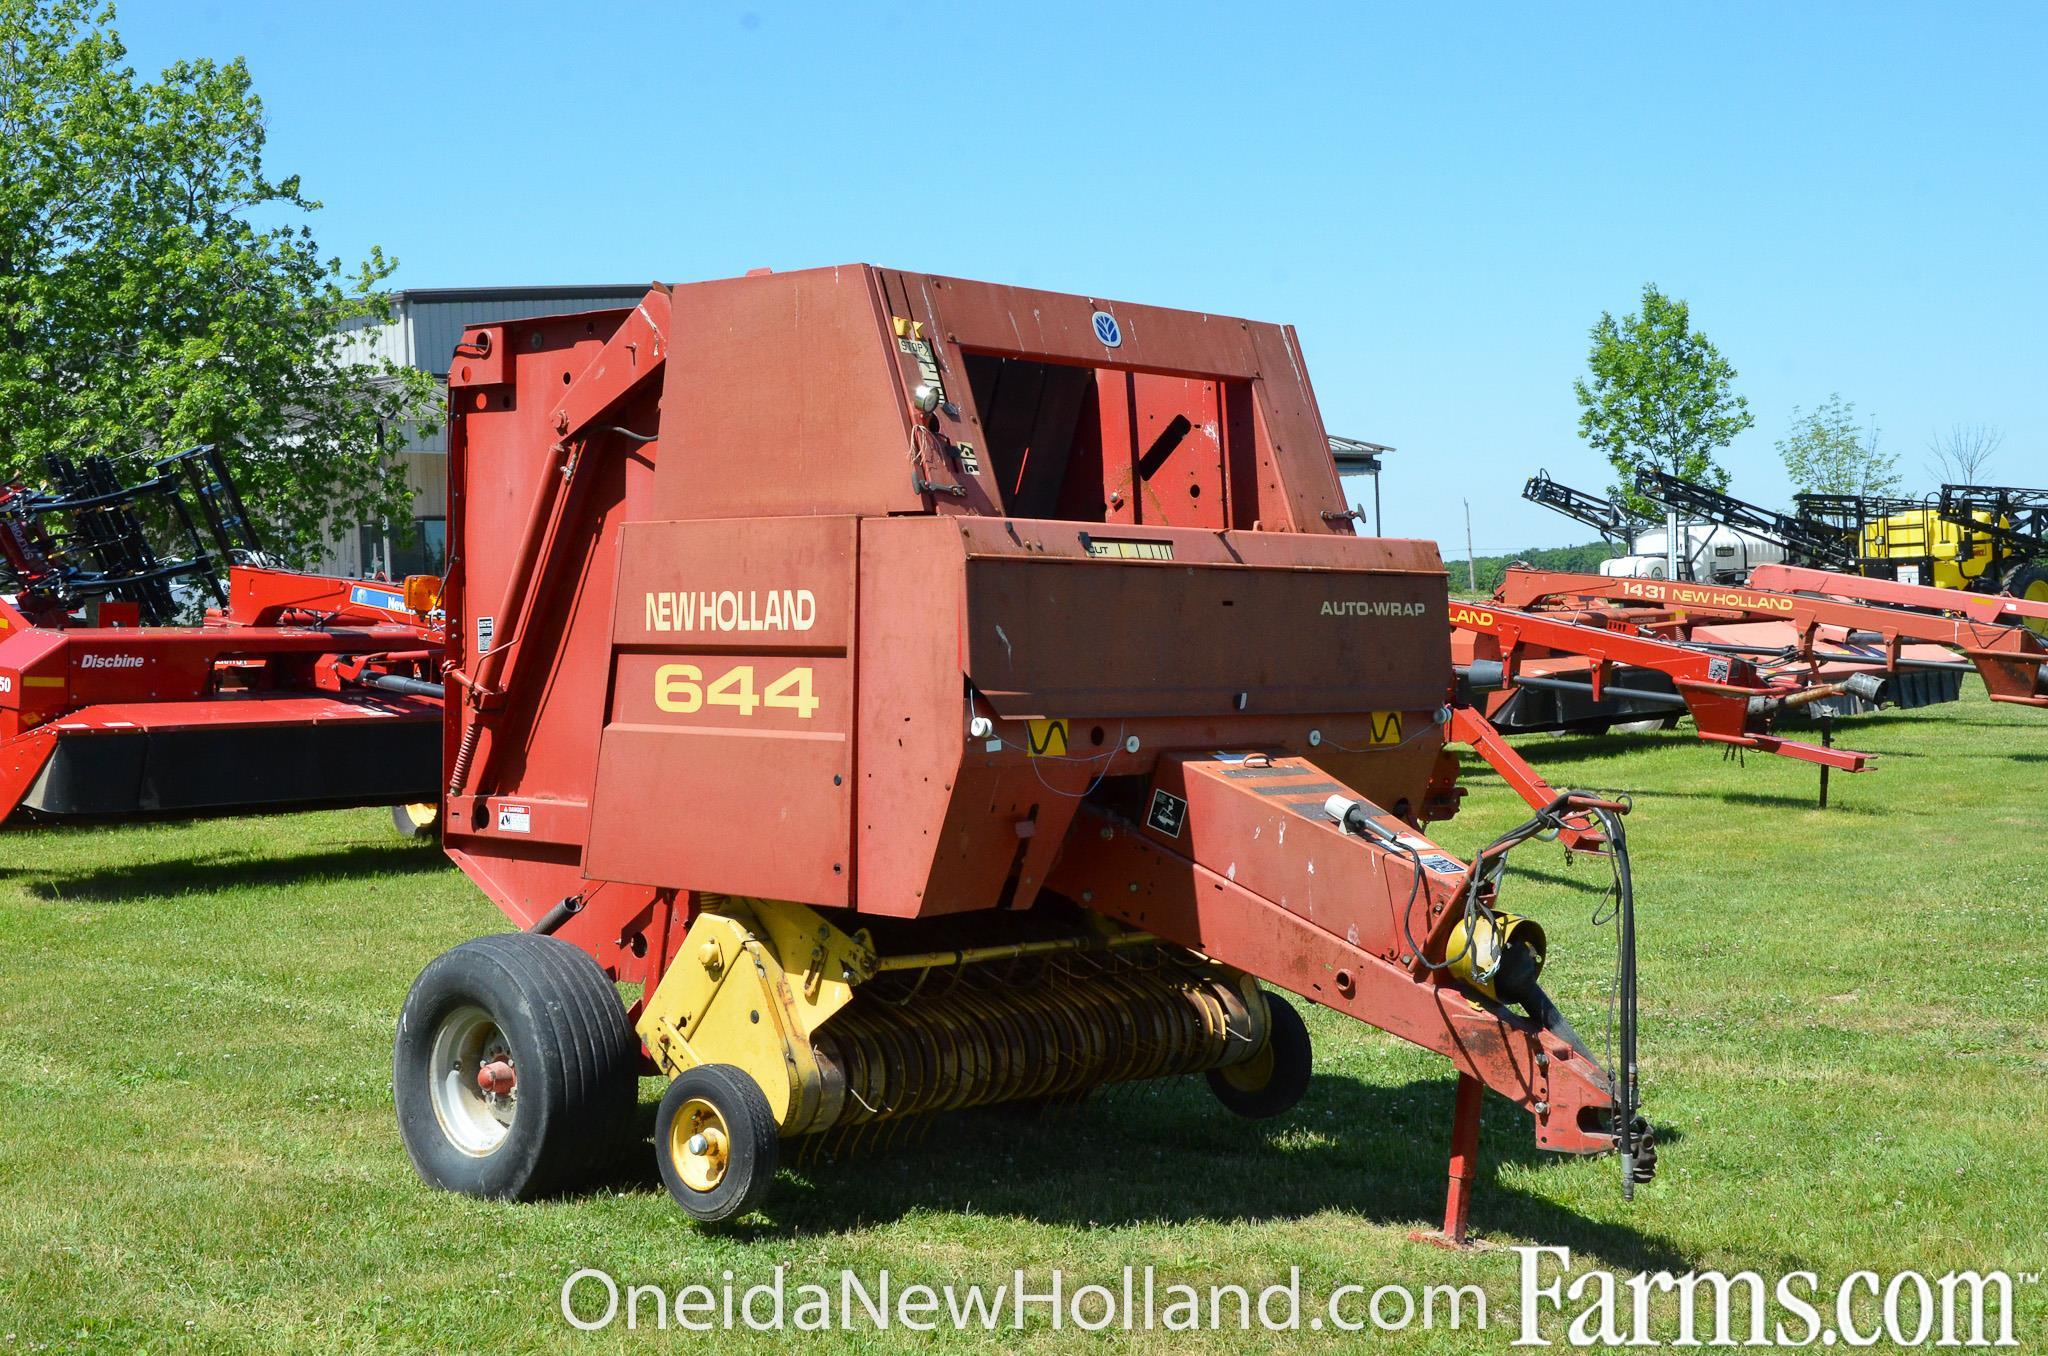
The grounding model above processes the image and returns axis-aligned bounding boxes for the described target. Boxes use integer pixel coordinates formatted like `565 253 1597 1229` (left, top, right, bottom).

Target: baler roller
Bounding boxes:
634 896 1275 1150
817 953 1261 1129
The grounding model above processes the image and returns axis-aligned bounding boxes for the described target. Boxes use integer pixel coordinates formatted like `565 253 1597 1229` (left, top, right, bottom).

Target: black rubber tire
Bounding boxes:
2003 561 2048 636
1206 990 1313 1120
394 932 638 1201
654 1065 780 1225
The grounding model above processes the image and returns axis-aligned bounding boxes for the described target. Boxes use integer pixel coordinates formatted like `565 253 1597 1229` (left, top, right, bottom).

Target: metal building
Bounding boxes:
326 284 648 576
1330 436 1392 535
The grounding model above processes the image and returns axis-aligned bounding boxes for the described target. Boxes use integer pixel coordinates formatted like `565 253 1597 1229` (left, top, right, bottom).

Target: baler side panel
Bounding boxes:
650 269 922 523
854 517 1457 921
583 517 858 904
440 308 669 933
854 517 981 918
960 556 1446 720
465 429 649 822
1247 322 1351 535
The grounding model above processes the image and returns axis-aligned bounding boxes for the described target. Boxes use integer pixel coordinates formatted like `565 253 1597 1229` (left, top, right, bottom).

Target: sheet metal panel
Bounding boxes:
583 517 858 903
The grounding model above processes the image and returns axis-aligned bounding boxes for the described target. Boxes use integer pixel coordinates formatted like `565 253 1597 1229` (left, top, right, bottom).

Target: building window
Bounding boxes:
354 517 447 578
414 518 448 574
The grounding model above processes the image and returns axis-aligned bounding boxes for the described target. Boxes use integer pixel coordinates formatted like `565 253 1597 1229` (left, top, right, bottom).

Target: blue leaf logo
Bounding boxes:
1091 311 1122 348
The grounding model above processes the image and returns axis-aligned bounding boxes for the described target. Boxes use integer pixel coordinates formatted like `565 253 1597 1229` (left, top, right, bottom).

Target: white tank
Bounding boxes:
1598 524 1788 583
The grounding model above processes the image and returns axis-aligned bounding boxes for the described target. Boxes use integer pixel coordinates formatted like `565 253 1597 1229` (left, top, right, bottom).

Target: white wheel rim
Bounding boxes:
428 1004 516 1156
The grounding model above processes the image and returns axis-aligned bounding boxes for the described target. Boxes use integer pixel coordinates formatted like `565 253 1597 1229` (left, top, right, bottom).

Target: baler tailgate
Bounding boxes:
960 543 1446 720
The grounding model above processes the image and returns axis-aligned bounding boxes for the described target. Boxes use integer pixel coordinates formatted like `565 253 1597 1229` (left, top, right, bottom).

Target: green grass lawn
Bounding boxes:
1 684 2043 1352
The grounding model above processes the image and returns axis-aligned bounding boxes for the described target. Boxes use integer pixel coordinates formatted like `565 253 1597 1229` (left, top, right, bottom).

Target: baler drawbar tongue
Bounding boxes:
1041 756 1646 1239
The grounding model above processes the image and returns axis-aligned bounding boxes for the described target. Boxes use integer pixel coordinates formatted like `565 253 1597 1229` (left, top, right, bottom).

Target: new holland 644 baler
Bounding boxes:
396 266 1650 1235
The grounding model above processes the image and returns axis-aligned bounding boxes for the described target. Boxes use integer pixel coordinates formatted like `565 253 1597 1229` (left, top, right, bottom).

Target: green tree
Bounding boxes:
1776 394 1898 498
1464 541 1618 597
1573 283 1754 515
0 0 436 564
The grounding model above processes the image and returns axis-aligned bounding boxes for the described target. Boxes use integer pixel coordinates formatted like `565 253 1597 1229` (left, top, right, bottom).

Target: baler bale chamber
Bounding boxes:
394 265 1650 1234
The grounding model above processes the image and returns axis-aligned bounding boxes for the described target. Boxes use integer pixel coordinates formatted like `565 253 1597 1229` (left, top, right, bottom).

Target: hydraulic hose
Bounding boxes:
1328 788 1653 1199
1594 804 1651 1198
1502 673 1690 710
360 673 445 700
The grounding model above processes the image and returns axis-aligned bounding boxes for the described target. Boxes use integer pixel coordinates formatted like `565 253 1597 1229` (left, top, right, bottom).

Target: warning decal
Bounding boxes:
1026 718 1070 757
1369 711 1403 745
1083 536 1175 561
1146 787 1187 838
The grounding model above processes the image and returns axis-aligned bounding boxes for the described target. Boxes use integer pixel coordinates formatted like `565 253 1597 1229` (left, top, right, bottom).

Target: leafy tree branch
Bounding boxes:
0 0 438 564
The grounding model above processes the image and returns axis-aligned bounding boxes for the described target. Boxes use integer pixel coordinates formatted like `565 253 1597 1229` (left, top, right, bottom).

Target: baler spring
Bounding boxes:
447 718 482 799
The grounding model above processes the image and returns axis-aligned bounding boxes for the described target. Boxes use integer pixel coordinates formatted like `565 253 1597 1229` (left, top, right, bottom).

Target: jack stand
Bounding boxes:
1818 717 1833 809
1410 1073 1488 1250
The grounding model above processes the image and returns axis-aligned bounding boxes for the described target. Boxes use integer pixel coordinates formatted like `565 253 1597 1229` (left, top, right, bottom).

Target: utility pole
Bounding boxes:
1462 498 1477 592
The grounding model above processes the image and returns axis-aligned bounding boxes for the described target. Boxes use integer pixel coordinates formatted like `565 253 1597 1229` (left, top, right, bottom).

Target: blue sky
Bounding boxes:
114 2 2044 552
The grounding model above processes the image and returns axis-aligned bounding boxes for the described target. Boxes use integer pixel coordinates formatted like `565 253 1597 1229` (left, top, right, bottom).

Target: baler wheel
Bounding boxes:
654 1065 779 1224
1205 991 1312 1120
393 933 638 1200
390 802 440 840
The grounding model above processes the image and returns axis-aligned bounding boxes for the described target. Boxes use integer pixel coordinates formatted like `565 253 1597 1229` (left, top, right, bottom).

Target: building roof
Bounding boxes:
1329 436 1393 471
334 285 654 376
381 284 651 304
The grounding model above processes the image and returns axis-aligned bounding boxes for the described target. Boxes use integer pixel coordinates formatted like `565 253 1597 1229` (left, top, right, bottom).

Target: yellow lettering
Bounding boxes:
654 663 820 719
654 663 702 713
706 665 760 715
763 666 820 719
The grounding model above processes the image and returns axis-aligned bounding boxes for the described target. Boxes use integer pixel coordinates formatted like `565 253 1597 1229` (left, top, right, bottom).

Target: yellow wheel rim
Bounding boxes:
2025 579 2048 637
401 803 438 830
1218 1041 1276 1094
670 1097 731 1192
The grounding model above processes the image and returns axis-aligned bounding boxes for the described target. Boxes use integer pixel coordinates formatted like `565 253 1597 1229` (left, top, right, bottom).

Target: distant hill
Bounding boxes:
1448 542 1618 596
